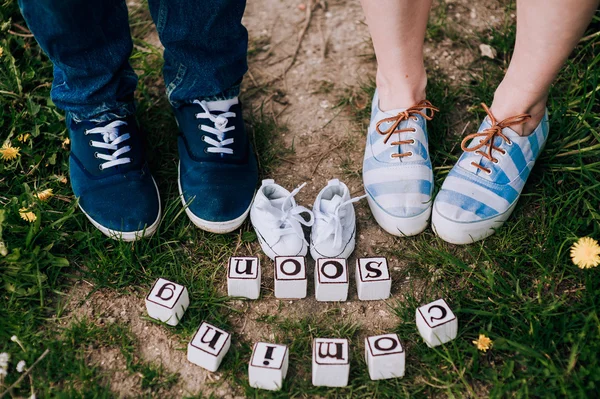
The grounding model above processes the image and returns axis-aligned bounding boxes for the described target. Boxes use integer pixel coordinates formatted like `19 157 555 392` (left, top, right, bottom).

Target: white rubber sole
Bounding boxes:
255 229 308 261
79 176 162 242
431 201 518 245
177 163 252 234
367 195 431 237
309 227 356 260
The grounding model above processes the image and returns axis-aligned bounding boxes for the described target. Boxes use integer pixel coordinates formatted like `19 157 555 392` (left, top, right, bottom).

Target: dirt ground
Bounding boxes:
63 0 508 396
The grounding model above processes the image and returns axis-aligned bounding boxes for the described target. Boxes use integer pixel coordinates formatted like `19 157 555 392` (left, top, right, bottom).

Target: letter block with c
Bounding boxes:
355 257 391 301
227 256 261 299
311 338 350 387
145 278 190 326
415 298 458 347
187 322 231 372
274 256 307 299
365 333 405 380
314 258 349 302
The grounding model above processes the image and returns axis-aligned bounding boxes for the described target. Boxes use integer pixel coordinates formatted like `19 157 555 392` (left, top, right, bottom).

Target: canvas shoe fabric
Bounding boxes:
363 90 439 237
68 114 161 241
432 104 549 244
310 179 366 260
175 97 258 234
250 180 314 260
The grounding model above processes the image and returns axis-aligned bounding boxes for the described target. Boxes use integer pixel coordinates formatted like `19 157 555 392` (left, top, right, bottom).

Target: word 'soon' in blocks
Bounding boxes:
187 322 231 372
312 338 350 387
227 256 261 299
248 342 289 391
365 333 405 380
355 257 391 301
314 258 349 302
274 256 307 299
416 298 458 347
145 278 190 326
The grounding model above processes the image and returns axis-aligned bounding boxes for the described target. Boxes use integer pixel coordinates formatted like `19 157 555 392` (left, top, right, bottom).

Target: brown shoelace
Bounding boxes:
375 100 439 158
461 103 531 174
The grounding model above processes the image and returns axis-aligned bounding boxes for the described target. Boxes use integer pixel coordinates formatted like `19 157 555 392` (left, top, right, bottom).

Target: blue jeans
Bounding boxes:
18 0 248 121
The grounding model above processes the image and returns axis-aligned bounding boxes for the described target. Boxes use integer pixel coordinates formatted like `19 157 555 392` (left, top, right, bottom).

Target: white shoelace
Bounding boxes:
314 194 367 249
194 100 235 155
86 120 131 170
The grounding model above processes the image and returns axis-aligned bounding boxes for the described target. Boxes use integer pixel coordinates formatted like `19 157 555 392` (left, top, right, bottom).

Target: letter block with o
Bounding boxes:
355 257 391 301
365 333 405 380
248 342 289 391
416 298 458 347
312 338 350 387
314 258 349 302
145 278 190 326
274 256 307 299
227 256 261 299
187 322 231 372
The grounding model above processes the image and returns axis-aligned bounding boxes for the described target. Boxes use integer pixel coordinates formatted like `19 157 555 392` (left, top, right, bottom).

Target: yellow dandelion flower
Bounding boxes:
61 137 70 149
570 237 600 269
472 334 493 352
0 143 21 161
17 134 31 143
54 175 68 184
35 188 53 201
19 208 37 223
0 47 3 58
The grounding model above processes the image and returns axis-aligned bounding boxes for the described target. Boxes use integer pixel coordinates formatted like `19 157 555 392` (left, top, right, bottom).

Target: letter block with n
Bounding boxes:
311 338 350 387
314 258 349 302
187 322 231 372
145 278 190 326
274 256 307 299
415 298 458 347
365 333 405 380
227 256 261 299
355 257 391 301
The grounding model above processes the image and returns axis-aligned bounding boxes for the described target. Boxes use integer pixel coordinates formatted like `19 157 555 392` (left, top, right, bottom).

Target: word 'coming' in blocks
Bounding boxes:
228 256 261 299
187 322 231 372
145 278 190 326
312 338 350 387
274 256 307 299
248 342 289 391
416 298 458 347
365 333 405 380
315 258 349 302
356 257 391 301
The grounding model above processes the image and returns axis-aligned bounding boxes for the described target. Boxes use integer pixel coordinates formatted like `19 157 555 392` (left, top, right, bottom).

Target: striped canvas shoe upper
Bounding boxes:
363 91 438 219
434 105 549 223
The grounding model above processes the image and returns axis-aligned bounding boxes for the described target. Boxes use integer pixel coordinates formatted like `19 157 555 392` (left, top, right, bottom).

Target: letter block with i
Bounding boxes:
416 298 458 347
355 257 391 301
145 278 190 326
312 338 350 387
187 322 231 372
274 256 307 299
227 256 261 299
365 333 405 380
248 342 289 391
314 258 349 302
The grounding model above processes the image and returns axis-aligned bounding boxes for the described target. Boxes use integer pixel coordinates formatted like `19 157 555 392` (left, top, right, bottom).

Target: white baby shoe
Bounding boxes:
250 179 314 260
310 179 365 260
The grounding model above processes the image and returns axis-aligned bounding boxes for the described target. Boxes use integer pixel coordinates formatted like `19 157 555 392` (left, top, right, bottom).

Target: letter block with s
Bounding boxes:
187 322 231 372
145 278 190 326
415 298 458 347
314 258 349 302
365 333 405 380
227 256 261 299
274 256 307 299
355 257 391 301
312 338 350 387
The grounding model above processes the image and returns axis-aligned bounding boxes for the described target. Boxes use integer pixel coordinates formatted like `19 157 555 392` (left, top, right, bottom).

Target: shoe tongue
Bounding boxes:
321 194 343 214
270 196 294 212
206 97 239 112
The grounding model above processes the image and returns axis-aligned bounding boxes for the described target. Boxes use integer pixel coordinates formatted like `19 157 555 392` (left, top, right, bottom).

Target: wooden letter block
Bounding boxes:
187 322 231 372
227 256 261 299
365 333 405 380
274 256 307 299
314 258 348 302
312 338 350 387
248 342 289 391
145 278 189 326
416 298 458 347
355 257 391 301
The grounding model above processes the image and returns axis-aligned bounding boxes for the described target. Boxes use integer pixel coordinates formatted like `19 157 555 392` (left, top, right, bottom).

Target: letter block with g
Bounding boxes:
145 278 190 326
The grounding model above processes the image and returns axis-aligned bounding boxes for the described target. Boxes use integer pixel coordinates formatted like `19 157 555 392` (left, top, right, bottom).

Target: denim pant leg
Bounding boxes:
18 0 138 121
147 0 248 106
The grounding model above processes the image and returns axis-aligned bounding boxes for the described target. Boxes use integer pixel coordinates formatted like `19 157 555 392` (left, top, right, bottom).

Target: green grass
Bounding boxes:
1 0 600 397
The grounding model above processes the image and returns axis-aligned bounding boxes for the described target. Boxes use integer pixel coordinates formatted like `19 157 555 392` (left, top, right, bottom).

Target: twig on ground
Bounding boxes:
282 0 318 78
311 142 343 176
0 349 50 398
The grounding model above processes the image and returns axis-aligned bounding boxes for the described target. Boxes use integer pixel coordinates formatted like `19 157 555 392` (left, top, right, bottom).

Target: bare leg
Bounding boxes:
359 0 433 110
491 0 599 135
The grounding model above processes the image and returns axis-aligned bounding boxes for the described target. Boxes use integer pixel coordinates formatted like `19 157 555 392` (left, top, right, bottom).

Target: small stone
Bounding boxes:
479 44 497 59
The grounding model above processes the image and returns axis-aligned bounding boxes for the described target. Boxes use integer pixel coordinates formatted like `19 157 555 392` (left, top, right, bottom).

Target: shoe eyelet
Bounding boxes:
408 151 414 157
411 117 418 121
204 147 209 154
411 128 417 132
411 139 416 144
492 158 499 164
197 124 204 130
89 140 93 146
201 135 207 142
98 164 104 171
84 130 89 135
506 140 513 146
93 152 99 158
485 170 492 175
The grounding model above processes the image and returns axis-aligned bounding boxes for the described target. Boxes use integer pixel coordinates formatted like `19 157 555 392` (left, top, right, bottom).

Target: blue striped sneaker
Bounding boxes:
432 104 549 244
363 90 439 236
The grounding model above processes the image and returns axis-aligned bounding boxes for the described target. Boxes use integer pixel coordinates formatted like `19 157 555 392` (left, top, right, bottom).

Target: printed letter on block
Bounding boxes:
227 256 261 299
355 257 391 301
365 333 405 380
274 256 307 299
312 338 350 387
187 322 231 372
145 278 189 326
314 258 349 302
248 342 289 391
416 298 458 347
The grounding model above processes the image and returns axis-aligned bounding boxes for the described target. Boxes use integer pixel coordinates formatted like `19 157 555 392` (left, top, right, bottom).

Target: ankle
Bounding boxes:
376 69 427 111
490 83 548 136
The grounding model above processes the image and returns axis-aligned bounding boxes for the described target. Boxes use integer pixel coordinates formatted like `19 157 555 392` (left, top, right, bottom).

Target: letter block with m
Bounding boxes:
227 256 261 299
312 338 350 387
355 257 391 301
187 322 231 372
145 278 190 326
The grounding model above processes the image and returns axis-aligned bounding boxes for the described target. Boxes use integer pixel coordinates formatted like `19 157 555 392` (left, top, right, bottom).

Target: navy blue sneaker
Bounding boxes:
174 97 258 233
68 114 161 241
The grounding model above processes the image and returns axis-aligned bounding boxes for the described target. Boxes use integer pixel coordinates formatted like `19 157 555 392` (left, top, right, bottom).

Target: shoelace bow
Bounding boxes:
194 99 236 155
375 100 439 158
461 103 531 174
260 183 314 244
314 194 366 249
86 120 131 170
